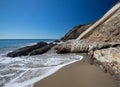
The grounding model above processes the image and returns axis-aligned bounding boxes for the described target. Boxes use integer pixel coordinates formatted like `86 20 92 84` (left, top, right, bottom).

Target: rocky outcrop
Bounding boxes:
55 39 120 53
77 2 120 40
55 40 120 79
7 42 48 57
89 46 120 79
55 40 72 53
54 2 120 80
61 2 120 42
29 43 56 56
7 40 59 57
7 39 61 57
53 40 61 43
86 3 120 42
61 23 93 41
55 39 120 78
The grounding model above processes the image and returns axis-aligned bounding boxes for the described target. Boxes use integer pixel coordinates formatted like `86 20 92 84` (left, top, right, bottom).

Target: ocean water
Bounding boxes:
0 39 54 54
0 39 82 87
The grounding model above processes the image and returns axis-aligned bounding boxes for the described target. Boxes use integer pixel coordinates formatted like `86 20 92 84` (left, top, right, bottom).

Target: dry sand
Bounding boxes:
34 54 118 87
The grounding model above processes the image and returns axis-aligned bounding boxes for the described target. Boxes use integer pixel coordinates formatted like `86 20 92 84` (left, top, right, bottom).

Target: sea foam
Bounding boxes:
5 56 82 87
0 50 83 87
0 39 83 87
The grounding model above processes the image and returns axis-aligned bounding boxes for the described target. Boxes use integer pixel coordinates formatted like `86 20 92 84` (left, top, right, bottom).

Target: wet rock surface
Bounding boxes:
29 43 56 56
7 41 57 57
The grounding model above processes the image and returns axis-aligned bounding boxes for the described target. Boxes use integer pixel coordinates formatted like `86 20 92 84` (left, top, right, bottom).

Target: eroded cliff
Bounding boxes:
55 2 120 80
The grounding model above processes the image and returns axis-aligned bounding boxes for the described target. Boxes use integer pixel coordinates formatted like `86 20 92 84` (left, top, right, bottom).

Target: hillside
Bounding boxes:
62 2 120 42
61 23 93 41
87 5 120 42
55 2 120 80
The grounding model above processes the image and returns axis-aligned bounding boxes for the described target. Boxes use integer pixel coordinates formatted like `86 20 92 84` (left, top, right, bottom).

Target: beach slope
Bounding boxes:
34 54 118 87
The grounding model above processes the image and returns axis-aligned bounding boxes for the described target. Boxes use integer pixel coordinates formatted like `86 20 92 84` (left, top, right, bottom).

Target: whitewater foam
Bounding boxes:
0 39 83 87
0 51 83 87
5 56 83 87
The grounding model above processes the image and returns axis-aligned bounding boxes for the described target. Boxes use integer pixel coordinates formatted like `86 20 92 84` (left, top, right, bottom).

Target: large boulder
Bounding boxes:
92 46 120 79
7 42 48 57
93 46 120 63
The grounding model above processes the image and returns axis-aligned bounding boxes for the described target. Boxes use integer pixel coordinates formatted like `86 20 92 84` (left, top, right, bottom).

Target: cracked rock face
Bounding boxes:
93 47 120 77
94 47 120 63
55 39 120 53
87 8 120 42
55 39 120 79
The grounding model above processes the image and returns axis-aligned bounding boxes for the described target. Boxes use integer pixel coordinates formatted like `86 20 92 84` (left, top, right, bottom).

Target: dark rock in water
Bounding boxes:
53 40 60 43
7 42 48 57
29 43 56 56
49 40 61 45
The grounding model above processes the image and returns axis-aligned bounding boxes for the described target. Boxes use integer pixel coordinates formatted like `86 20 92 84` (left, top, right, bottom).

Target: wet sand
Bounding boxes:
34 54 118 87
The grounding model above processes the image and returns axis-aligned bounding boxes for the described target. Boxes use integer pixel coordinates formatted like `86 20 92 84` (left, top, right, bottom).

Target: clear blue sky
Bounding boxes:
0 0 118 39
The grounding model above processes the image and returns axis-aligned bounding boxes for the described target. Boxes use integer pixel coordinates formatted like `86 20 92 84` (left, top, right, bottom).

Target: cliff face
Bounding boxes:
87 7 120 42
62 3 120 42
56 2 120 80
61 23 93 41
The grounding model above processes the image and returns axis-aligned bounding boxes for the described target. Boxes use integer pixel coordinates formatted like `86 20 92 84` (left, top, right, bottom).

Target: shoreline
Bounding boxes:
34 54 118 87
4 53 83 87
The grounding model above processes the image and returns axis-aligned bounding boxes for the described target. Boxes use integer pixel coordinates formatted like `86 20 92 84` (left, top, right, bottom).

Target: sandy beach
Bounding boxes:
34 54 118 87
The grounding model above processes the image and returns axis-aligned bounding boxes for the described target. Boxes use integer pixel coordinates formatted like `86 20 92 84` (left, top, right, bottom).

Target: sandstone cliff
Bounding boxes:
87 6 120 42
55 2 120 80
62 2 120 42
